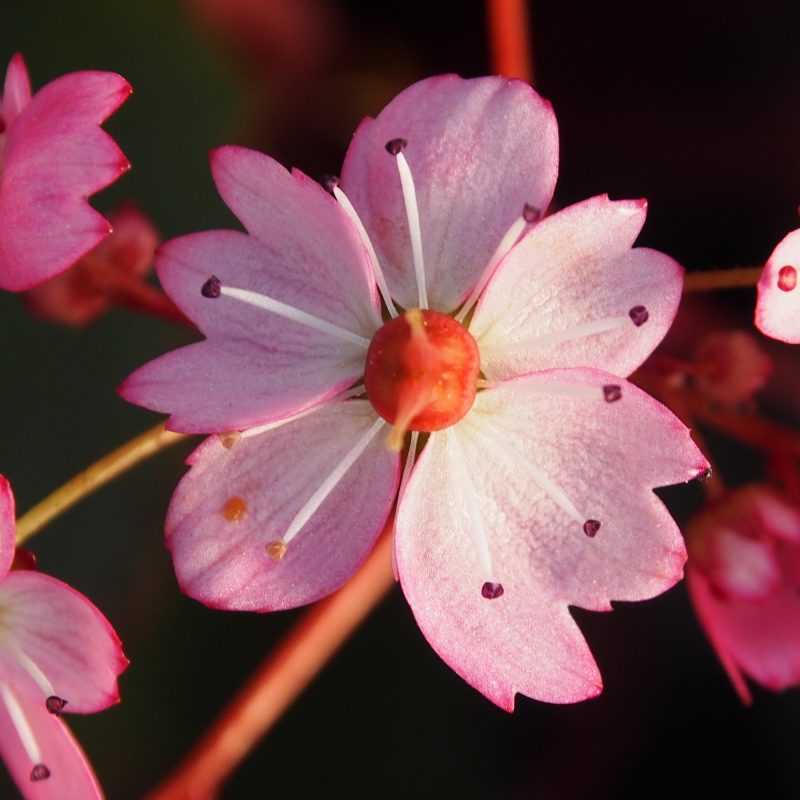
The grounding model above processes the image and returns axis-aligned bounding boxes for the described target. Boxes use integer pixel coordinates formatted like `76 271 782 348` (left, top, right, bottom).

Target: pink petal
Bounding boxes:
166 400 399 611
472 195 683 380
0 572 127 713
755 228 800 343
340 75 558 311
1 54 32 125
120 227 372 432
687 563 800 702
0 686 102 799
0 70 131 291
395 369 706 709
0 476 16 579
210 146 380 321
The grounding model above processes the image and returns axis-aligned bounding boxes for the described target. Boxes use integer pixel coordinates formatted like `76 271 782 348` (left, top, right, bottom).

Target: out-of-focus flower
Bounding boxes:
0 53 131 292
23 204 159 327
122 75 706 709
692 330 772 406
686 485 800 703
0 476 128 797
755 228 800 343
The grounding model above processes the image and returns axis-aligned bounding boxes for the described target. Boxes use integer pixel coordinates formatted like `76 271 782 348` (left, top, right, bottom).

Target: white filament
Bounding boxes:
240 386 366 439
455 214 529 323
481 315 629 356
0 683 41 763
397 430 420 504
448 429 496 580
283 416 385 544
394 151 428 309
5 645 55 698
220 286 370 348
333 186 399 318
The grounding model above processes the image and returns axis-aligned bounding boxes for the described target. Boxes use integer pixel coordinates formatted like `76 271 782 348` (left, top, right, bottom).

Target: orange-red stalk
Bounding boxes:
486 0 533 82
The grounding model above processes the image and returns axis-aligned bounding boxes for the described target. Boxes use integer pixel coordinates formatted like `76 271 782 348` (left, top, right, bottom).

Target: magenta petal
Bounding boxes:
472 195 683 380
166 400 399 611
755 228 800 343
0 572 127 713
395 369 706 708
210 146 380 323
0 69 131 291
0 476 16 578
340 75 558 311
1 54 32 125
0 686 102 799
687 564 800 703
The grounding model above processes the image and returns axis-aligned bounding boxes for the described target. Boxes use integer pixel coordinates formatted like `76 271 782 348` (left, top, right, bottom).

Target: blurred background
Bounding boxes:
2 0 800 797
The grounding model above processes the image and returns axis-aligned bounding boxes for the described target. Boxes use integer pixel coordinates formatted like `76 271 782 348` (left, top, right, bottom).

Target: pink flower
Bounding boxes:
23 204 159 327
121 75 707 708
0 477 128 797
755 228 800 343
0 53 131 292
686 485 800 703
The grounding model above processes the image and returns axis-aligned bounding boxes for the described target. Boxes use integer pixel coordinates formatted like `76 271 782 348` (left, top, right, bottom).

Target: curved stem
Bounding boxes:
147 523 396 800
683 266 762 292
486 0 533 82
16 422 187 544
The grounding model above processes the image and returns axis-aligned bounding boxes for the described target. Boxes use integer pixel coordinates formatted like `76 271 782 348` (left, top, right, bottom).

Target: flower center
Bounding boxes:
364 308 480 450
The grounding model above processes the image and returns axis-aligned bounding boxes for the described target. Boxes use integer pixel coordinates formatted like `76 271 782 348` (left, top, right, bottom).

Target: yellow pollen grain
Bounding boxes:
222 496 248 522
266 540 287 561
219 431 241 449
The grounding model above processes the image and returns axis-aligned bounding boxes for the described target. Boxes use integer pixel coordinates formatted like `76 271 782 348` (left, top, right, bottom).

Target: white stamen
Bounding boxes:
518 383 608 400
448 429 496 580
333 186 399 318
455 214 529 323
220 286 370 348
0 683 41 763
4 643 54 697
480 316 629 355
283 416 385 544
393 151 428 309
477 418 585 526
240 386 366 439
391 429 420 582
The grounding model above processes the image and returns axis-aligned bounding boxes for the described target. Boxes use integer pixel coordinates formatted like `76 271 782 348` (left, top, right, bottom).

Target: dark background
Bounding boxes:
2 1 800 797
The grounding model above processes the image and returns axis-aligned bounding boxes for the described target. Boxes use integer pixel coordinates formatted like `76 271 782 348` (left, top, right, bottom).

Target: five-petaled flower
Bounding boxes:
0 477 127 797
756 228 800 343
122 75 708 709
0 53 131 292
686 485 800 704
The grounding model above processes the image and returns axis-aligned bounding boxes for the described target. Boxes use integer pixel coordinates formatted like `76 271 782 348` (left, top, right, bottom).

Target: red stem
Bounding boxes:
486 0 534 82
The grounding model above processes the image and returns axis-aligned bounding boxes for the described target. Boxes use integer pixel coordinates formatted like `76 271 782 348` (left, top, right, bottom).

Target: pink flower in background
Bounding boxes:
0 53 131 292
686 485 800 703
23 203 159 327
0 477 127 797
122 75 706 708
755 228 800 343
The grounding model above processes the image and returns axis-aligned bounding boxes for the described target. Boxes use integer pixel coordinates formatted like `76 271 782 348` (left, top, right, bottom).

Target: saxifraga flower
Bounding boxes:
121 75 708 709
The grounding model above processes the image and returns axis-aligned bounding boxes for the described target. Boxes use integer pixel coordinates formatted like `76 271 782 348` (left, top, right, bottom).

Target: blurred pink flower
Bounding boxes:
686 485 800 703
23 204 159 327
0 53 131 292
122 75 706 708
0 477 127 797
755 228 800 343
692 329 772 406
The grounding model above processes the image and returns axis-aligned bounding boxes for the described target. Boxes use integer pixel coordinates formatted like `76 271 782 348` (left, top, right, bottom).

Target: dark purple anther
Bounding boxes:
697 467 713 482
602 384 622 403
522 203 541 223
481 581 504 599
385 138 407 155
629 305 649 326
46 696 67 715
583 519 601 537
778 265 798 292
201 275 222 299
30 764 50 782
321 174 340 194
